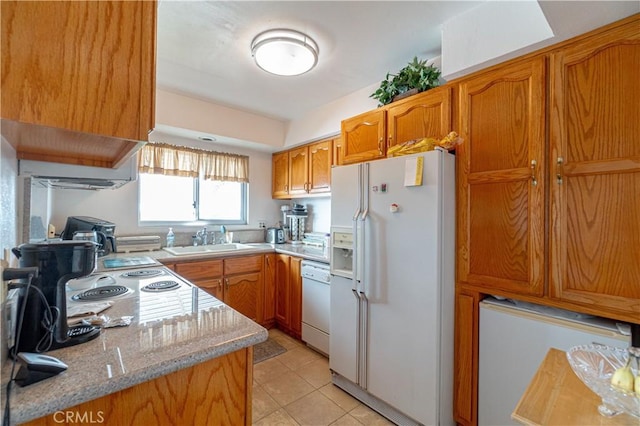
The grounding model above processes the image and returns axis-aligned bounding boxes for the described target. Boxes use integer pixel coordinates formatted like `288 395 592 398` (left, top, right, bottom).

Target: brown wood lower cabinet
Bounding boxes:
274 254 302 339
25 347 253 426
263 253 277 328
174 255 264 324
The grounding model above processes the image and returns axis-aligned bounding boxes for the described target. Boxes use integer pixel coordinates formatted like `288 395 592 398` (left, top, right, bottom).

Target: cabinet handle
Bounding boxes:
388 136 393 146
378 137 384 155
285 184 288 192
218 279 223 291
556 157 564 184
530 160 538 186
225 278 229 291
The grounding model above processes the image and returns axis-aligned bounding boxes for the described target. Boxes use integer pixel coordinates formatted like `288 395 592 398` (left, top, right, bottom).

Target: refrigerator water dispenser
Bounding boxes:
330 227 353 278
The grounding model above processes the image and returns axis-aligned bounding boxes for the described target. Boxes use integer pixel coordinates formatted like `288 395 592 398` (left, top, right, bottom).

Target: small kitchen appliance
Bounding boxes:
10 240 101 354
61 216 117 256
266 227 285 244
287 204 307 244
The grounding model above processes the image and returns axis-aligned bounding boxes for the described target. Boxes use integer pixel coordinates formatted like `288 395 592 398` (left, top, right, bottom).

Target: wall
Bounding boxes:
274 197 331 235
45 138 282 238
155 89 287 150
284 82 379 147
441 0 639 80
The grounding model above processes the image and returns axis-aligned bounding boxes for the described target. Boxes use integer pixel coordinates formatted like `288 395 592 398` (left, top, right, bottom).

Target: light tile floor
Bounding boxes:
253 329 395 426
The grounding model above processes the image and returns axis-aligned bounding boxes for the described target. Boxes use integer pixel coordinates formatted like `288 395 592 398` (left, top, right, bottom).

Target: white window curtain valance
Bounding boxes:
138 142 249 183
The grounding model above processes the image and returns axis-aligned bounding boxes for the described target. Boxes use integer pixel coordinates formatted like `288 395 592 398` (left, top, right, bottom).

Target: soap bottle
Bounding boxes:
166 227 175 248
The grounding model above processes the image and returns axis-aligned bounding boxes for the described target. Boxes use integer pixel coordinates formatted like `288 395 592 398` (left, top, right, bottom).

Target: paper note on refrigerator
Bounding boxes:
404 156 423 186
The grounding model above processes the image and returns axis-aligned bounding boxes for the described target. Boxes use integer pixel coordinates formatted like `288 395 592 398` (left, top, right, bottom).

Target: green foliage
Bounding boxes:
370 57 441 106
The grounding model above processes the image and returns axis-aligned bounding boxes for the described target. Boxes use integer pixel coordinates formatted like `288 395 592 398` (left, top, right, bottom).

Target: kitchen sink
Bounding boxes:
163 243 254 256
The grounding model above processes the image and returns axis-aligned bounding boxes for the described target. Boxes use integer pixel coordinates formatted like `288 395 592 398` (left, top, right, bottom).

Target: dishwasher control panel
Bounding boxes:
301 260 331 283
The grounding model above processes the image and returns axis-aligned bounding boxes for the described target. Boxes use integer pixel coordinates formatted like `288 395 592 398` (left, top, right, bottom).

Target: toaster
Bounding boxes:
266 227 285 244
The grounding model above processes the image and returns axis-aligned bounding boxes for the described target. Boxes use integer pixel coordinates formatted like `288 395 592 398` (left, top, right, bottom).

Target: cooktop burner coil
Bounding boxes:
72 285 130 301
120 269 164 278
141 280 181 292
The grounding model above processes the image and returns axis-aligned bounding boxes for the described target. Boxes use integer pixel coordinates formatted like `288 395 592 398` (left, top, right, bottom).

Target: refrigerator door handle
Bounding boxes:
359 290 369 389
353 163 363 221
361 163 370 221
355 163 367 285
352 288 362 387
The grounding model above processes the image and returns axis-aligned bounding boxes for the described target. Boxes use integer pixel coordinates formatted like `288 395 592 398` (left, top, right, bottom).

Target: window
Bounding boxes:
138 174 247 224
137 142 250 225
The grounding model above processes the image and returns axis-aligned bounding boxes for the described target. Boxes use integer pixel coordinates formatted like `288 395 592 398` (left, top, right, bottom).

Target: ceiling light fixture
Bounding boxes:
251 29 318 76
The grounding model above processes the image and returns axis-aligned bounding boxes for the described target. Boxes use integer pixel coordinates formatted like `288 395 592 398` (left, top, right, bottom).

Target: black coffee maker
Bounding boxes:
10 241 100 354
60 216 117 256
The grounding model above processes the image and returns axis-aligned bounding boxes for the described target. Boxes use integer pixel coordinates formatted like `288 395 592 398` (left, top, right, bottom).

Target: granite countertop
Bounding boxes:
0 269 268 424
100 242 330 266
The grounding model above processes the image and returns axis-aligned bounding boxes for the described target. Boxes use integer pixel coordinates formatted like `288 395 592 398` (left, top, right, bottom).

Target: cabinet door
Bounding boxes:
288 146 309 196
272 151 290 199
1 1 155 141
333 137 344 166
289 257 303 338
341 109 386 165
175 260 224 300
386 86 452 149
224 255 262 275
308 139 332 194
225 272 260 322
263 254 276 325
275 254 291 328
549 22 640 318
198 278 224 300
457 58 546 297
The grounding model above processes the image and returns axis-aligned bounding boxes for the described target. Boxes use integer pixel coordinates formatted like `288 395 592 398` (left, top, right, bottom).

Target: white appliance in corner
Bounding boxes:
329 149 455 426
478 299 628 426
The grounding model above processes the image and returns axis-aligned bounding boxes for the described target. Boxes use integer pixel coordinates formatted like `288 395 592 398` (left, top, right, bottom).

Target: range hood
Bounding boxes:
19 158 138 190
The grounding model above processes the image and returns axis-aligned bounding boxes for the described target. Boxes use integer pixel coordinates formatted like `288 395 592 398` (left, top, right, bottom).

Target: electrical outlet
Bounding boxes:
257 220 266 229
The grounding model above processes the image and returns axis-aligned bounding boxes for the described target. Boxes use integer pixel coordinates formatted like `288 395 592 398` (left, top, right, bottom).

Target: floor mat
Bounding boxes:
253 338 287 364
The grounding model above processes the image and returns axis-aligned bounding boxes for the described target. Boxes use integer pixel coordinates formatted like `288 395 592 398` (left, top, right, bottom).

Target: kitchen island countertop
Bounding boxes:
0 273 267 424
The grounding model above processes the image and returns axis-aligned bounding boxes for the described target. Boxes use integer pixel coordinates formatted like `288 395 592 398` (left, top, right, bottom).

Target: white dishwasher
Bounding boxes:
301 260 331 356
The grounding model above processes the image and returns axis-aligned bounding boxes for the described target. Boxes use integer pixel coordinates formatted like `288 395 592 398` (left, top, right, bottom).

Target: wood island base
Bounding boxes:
24 347 253 426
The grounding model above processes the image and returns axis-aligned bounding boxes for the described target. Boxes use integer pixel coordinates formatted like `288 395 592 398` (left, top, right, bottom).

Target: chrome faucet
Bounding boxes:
196 227 208 245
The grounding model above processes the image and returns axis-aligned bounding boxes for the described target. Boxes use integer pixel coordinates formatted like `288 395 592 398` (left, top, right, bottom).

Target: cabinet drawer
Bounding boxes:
224 255 262 275
175 260 223 281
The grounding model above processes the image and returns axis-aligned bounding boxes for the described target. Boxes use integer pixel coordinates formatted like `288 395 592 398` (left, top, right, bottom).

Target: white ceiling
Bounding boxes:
155 1 485 123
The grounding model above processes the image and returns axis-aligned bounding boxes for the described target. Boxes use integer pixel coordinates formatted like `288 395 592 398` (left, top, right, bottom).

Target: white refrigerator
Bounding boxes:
329 148 455 426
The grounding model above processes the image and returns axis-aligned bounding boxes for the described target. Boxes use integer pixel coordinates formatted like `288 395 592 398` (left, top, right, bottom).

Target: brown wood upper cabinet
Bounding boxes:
386 86 452 149
341 109 386 164
272 151 290 198
272 137 333 199
548 20 640 318
457 58 546 297
1 1 156 167
340 86 453 165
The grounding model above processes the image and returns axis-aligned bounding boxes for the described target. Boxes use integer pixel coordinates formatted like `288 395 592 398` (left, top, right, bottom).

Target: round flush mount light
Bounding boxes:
251 29 318 76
